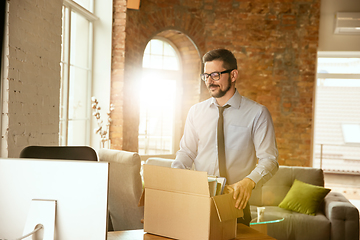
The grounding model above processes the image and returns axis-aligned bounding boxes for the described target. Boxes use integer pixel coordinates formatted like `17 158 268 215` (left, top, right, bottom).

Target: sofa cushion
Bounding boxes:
278 179 331 216
250 166 325 206
262 206 330 240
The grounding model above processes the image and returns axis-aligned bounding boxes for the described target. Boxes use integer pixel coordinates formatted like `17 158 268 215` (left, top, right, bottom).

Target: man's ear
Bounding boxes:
231 69 238 82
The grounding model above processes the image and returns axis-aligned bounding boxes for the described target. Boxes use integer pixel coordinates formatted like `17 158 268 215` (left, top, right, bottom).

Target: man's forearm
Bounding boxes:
246 158 279 188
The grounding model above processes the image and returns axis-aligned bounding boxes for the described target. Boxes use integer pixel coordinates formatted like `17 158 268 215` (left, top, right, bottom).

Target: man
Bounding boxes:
171 48 279 226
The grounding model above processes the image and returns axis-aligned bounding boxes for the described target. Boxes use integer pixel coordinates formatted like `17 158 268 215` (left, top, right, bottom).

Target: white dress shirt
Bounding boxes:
172 90 279 186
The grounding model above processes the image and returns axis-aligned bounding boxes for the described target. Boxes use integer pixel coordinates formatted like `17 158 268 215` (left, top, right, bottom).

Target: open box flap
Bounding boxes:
212 193 244 222
143 165 209 197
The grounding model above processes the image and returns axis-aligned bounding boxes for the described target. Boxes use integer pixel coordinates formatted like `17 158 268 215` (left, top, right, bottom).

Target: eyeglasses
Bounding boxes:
200 69 235 82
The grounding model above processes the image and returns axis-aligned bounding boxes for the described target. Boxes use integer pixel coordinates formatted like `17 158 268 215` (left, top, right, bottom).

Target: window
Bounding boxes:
138 39 181 155
142 39 179 71
317 57 360 74
313 53 360 172
342 124 360 144
60 0 97 145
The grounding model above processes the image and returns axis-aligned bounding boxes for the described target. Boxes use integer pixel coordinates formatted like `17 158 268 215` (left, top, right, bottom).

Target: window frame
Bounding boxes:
313 51 360 171
60 0 98 146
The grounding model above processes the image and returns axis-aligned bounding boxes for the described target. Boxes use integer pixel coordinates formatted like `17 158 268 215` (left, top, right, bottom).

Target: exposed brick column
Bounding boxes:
110 0 127 150
2 0 62 157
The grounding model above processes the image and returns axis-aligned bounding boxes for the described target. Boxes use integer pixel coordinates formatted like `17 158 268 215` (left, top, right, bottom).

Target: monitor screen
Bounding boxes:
0 158 109 239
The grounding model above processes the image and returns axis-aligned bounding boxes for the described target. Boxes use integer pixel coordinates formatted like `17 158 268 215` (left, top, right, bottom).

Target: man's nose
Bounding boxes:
206 76 215 84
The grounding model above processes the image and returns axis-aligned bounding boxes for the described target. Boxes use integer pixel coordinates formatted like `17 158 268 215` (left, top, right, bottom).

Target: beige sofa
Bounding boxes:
145 158 359 240
249 166 359 240
99 149 144 231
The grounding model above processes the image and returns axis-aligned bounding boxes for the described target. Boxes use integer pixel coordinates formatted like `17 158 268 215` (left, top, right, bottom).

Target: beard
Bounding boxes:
207 75 232 98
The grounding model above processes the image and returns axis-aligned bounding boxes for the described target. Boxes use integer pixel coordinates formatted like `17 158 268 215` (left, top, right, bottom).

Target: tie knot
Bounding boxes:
218 105 230 114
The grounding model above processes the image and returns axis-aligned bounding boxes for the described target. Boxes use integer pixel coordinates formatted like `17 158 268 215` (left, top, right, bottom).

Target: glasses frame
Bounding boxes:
200 68 236 82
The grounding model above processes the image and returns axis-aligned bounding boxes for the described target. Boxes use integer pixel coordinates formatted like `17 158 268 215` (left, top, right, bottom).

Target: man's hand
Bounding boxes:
228 178 255 209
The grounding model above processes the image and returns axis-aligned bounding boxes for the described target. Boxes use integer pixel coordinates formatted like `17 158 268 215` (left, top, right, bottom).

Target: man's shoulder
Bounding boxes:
239 96 274 122
190 98 213 110
240 95 266 110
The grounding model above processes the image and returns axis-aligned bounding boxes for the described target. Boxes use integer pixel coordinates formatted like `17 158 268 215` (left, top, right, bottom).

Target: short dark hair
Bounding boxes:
202 49 237 70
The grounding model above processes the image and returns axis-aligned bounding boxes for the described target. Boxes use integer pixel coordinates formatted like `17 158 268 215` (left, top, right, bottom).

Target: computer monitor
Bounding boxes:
0 158 109 240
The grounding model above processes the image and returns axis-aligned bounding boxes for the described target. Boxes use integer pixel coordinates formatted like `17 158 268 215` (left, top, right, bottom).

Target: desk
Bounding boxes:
107 223 276 240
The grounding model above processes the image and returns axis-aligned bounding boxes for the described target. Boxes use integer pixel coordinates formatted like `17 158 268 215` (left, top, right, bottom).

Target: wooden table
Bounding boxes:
108 223 276 240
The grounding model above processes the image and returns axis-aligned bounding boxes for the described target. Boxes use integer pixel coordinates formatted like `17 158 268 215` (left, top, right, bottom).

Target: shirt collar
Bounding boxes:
209 89 242 109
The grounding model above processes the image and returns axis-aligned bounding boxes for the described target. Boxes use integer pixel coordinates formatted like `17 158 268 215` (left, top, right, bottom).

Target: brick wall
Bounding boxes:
111 0 321 166
110 0 127 150
1 0 62 157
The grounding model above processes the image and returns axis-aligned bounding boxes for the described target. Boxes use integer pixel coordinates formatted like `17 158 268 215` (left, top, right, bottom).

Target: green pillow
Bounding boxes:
278 179 331 216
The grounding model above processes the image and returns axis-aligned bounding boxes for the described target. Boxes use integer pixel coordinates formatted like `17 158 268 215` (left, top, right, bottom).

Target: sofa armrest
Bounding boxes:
324 192 359 240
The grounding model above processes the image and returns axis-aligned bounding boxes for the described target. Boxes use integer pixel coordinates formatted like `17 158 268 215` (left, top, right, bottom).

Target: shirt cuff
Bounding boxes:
246 171 263 188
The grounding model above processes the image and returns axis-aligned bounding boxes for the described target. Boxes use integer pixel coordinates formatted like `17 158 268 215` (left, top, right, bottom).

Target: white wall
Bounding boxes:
319 0 360 51
1 0 62 157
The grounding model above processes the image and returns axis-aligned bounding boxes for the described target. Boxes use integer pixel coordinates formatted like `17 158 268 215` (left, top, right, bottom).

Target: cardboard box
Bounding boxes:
139 165 244 240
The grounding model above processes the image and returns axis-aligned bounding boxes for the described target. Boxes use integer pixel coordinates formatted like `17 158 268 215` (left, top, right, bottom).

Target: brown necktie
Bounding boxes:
217 105 230 178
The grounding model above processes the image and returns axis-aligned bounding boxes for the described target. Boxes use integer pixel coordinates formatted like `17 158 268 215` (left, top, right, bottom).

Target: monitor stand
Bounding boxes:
22 199 56 240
